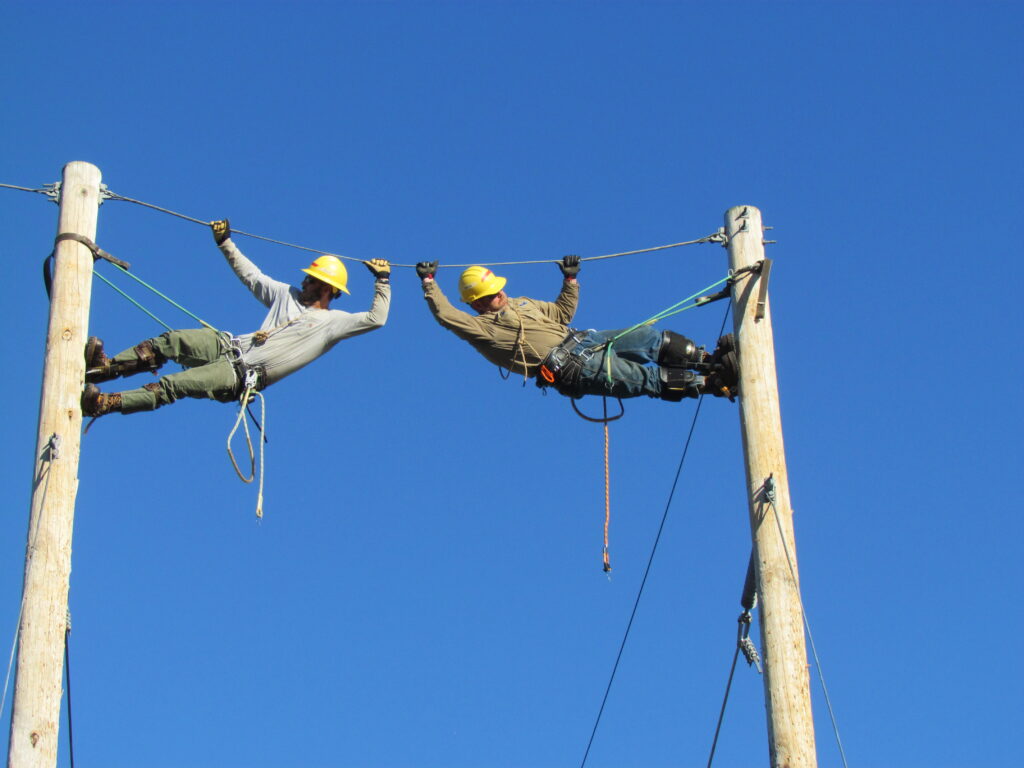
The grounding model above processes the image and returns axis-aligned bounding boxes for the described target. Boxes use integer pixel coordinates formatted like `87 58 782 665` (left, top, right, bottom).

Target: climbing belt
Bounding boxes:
227 373 267 520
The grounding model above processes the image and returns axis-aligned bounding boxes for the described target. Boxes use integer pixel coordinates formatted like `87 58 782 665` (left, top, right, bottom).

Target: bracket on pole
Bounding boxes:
755 258 773 321
695 259 768 307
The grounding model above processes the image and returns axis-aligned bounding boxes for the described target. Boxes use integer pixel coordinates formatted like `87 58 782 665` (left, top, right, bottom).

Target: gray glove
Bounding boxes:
416 261 438 279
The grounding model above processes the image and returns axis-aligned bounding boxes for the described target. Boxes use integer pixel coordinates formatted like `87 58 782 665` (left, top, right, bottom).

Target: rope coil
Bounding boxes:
227 383 267 520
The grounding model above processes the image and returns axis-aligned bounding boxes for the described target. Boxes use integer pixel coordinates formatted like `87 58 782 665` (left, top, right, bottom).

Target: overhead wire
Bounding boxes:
0 182 52 196
7 181 724 268
101 190 723 268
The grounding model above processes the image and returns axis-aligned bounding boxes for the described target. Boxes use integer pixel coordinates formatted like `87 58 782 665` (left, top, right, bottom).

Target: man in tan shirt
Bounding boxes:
415 257 736 401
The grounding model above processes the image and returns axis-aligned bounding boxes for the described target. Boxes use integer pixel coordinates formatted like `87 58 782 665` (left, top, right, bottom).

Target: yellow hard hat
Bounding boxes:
302 255 350 295
458 266 507 304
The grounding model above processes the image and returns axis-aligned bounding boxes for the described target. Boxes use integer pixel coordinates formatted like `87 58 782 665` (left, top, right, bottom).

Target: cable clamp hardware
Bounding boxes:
46 433 61 461
42 182 60 203
739 636 762 672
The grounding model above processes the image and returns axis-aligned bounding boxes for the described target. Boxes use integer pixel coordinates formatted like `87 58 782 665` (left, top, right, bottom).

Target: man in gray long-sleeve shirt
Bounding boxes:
82 220 390 418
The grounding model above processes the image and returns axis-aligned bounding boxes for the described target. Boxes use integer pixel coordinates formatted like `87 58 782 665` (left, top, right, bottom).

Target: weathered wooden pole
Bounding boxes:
724 205 817 767
8 162 102 768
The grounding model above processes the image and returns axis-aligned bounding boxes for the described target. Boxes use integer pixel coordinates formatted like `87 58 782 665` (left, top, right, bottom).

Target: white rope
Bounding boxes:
227 387 267 520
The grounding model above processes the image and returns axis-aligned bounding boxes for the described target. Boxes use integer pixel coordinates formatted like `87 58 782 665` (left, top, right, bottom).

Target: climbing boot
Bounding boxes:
705 334 739 400
86 340 165 383
659 367 703 401
84 336 110 369
658 331 705 369
81 384 122 417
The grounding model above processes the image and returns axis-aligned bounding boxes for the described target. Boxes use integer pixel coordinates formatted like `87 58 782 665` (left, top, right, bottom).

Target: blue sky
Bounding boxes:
2 2 1021 766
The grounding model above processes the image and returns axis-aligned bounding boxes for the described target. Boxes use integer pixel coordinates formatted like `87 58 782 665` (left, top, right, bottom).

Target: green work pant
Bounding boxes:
115 328 240 413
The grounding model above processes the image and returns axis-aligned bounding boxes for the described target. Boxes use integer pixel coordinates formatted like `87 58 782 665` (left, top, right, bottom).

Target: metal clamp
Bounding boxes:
755 258 773 321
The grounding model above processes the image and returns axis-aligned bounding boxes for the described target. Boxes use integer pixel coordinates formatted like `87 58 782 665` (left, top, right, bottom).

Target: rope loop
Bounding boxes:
570 397 624 424
227 386 267 519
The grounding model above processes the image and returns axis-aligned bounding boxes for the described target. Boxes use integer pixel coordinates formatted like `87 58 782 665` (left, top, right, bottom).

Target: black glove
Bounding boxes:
364 258 391 280
560 254 580 278
211 219 231 246
416 260 439 279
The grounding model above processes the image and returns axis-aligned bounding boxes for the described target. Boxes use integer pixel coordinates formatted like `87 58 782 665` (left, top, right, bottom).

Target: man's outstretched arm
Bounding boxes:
536 254 580 324
417 260 494 343
210 219 290 308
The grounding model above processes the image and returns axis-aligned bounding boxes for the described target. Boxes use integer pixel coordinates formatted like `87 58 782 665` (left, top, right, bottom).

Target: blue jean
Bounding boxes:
562 326 665 398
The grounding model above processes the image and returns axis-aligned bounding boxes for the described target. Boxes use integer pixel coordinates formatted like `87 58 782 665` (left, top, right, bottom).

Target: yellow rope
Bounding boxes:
603 403 612 574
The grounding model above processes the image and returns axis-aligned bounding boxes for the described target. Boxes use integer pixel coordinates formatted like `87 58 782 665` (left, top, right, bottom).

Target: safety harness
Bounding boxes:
537 329 605 397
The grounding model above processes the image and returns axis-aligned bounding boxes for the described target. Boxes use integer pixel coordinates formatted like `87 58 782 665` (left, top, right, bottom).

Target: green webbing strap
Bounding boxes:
98 262 219 333
92 270 173 331
604 274 732 383
612 274 732 342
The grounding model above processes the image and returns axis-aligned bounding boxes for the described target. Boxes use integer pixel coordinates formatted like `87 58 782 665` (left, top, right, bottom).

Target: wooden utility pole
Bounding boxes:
724 205 817 767
8 162 102 768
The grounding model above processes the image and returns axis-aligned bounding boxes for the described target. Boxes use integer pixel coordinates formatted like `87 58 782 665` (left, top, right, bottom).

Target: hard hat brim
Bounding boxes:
302 267 350 295
462 274 507 304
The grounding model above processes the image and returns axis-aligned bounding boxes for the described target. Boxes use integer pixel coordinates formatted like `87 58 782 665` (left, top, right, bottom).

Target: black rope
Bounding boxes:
579 304 732 768
63 623 76 768
707 645 742 768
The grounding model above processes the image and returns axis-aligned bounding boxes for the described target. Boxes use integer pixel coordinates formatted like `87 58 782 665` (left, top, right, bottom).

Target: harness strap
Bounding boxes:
54 233 131 270
537 330 603 394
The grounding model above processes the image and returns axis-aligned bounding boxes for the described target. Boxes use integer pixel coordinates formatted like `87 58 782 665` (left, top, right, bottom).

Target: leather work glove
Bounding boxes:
211 219 231 245
560 254 581 279
416 260 439 280
364 258 391 281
